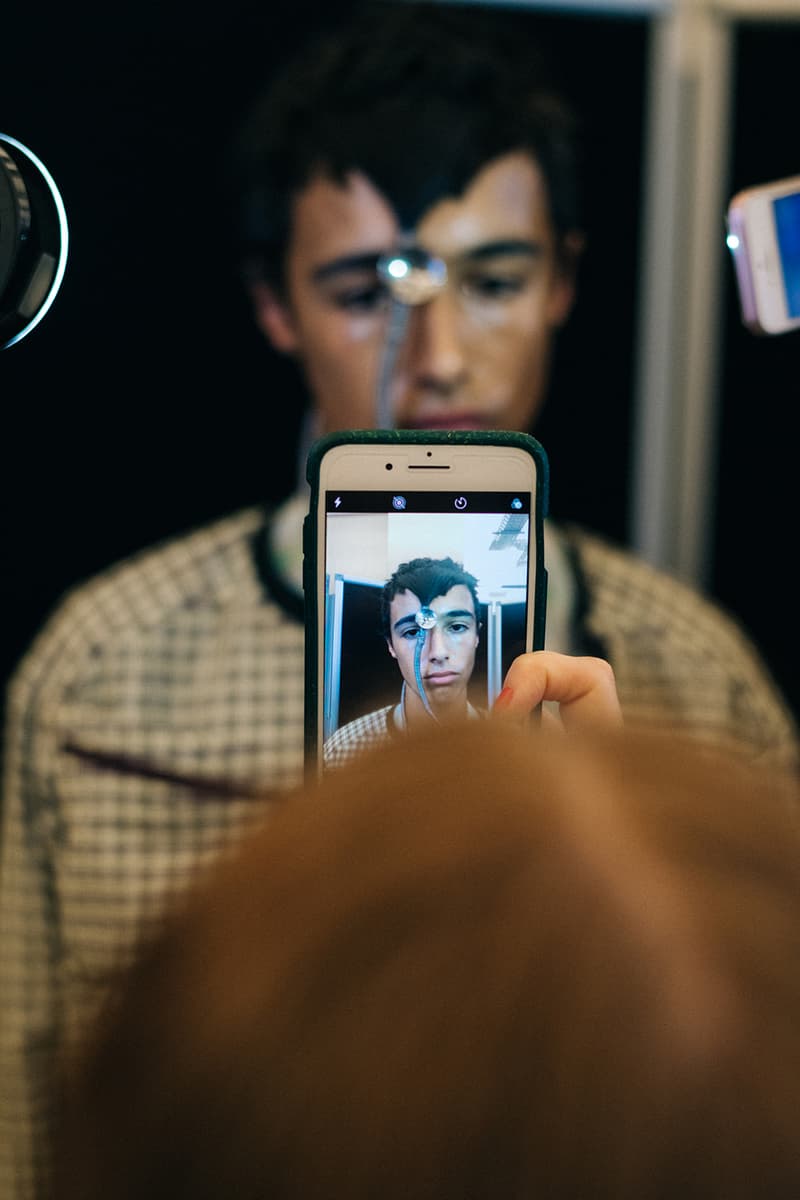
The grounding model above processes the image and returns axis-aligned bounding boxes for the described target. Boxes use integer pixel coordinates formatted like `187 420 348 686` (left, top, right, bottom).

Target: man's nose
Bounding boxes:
406 291 468 394
425 625 448 661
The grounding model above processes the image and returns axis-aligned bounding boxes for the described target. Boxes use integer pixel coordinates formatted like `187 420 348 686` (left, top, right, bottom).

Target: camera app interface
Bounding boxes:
321 490 532 769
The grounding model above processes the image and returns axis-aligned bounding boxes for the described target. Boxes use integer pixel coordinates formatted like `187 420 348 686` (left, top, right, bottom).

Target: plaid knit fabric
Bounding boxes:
324 702 486 770
566 523 798 767
2 504 797 1200
324 705 397 770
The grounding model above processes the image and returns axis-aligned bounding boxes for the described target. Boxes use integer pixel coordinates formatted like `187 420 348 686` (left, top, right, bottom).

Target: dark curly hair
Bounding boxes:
380 555 480 641
233 1 582 288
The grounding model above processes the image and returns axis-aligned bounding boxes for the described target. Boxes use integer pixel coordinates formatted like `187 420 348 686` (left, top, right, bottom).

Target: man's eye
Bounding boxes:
461 274 527 300
331 283 389 312
446 622 470 634
401 627 421 640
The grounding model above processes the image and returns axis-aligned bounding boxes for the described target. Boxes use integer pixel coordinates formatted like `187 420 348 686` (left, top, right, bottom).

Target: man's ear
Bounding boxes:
248 280 301 354
547 229 585 328
386 637 397 661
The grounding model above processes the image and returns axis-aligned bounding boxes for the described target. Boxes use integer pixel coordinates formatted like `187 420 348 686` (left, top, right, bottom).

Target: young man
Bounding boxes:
324 557 482 768
1 5 797 1199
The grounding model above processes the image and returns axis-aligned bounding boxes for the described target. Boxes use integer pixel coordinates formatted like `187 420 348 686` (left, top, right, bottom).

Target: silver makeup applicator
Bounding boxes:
374 243 447 429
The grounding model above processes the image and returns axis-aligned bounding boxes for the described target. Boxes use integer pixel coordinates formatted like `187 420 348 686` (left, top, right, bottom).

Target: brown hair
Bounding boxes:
57 723 800 1200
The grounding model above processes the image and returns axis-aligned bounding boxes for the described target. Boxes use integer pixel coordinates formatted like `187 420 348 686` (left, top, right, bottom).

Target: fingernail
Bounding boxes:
493 685 514 711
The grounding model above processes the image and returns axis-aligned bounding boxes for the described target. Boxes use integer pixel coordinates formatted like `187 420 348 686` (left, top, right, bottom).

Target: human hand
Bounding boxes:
493 651 622 733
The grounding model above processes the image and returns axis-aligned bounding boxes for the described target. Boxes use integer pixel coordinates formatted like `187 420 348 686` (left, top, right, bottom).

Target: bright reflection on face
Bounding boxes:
252 152 577 435
387 584 479 720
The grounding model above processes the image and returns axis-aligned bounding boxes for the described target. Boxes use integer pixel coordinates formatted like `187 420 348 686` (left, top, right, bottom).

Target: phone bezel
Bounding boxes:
303 430 549 774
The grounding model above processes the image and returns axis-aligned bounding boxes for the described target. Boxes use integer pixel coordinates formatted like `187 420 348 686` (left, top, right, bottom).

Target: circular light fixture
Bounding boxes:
0 133 69 349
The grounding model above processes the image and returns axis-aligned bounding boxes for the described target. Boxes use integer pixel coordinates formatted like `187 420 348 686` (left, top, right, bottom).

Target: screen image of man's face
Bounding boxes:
387 584 479 721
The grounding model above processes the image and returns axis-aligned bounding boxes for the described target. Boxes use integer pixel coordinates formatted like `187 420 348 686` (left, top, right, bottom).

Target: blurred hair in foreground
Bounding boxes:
57 721 800 1200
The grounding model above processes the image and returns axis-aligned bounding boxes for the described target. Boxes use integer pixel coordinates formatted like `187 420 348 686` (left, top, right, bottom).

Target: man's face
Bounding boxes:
387 584 479 716
251 151 578 434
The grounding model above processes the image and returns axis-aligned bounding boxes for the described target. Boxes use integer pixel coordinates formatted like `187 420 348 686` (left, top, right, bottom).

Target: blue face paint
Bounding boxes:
413 605 440 720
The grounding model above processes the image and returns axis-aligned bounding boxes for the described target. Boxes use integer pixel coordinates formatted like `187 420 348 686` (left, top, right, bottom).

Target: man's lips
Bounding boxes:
424 672 460 686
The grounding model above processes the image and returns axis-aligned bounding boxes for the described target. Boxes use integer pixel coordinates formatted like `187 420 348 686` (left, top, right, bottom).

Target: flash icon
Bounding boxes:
334 497 342 508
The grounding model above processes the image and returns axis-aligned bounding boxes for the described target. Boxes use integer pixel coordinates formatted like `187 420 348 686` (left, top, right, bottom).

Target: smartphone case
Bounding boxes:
303 429 550 770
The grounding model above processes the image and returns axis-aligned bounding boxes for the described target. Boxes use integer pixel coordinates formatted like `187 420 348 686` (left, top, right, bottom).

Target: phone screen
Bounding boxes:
773 190 800 319
321 488 533 769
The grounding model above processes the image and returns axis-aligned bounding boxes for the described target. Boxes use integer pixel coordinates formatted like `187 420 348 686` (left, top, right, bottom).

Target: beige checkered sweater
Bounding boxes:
2 503 797 1200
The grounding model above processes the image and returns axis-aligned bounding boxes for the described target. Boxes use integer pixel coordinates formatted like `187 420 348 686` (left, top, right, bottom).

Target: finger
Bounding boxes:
493 652 622 732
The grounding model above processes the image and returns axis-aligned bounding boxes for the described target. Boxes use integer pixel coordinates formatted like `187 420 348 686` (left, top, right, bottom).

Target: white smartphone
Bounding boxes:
726 174 800 335
303 430 548 776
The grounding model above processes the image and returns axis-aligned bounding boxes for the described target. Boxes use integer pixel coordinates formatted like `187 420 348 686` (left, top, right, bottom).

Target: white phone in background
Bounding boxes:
303 430 549 777
727 174 800 335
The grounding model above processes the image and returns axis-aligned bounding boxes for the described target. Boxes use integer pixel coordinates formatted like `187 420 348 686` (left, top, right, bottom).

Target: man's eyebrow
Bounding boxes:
311 252 382 283
463 238 544 263
311 239 543 284
393 614 419 633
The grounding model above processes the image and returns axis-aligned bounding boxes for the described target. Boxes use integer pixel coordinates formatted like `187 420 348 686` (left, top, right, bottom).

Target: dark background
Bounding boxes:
1 3 797 719
716 20 800 722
